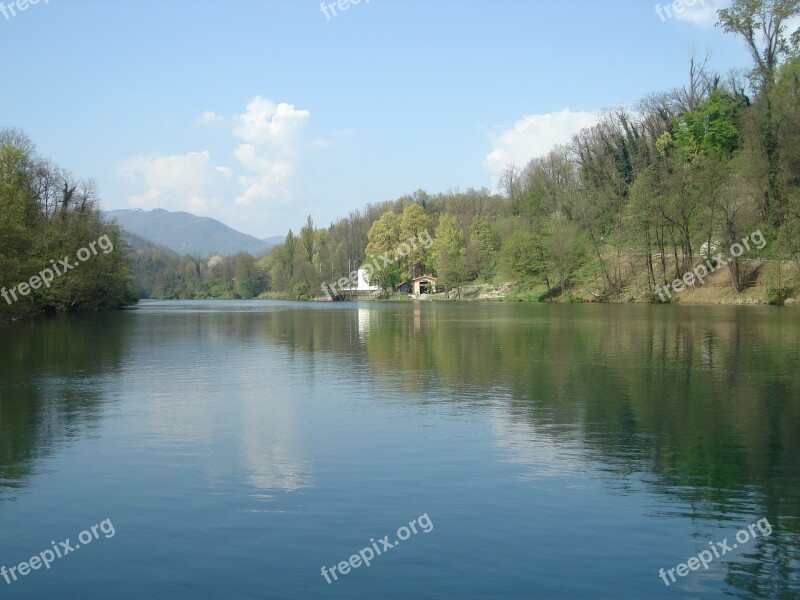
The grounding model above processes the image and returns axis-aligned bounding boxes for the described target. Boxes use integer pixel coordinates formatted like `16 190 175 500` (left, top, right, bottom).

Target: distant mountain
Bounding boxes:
120 229 180 258
105 209 275 257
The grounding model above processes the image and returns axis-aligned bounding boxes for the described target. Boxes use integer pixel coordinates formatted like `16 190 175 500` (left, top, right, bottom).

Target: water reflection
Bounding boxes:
1 302 798 598
239 382 311 495
253 304 800 512
357 308 371 341
127 309 313 497
0 313 131 499
253 302 800 596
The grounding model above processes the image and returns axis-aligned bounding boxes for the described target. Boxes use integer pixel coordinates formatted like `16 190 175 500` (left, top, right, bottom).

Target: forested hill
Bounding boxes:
250 5 800 304
106 208 275 257
125 3 800 304
0 130 137 324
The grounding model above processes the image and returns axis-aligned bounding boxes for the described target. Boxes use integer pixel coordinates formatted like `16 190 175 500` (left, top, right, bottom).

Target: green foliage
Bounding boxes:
363 257 404 297
399 204 431 277
544 211 582 296
228 18 800 303
717 0 799 92
564 292 584 304
0 132 136 323
672 91 747 159
500 229 546 282
127 246 271 300
283 230 296 278
765 262 797 304
365 211 400 258
431 214 468 295
467 216 500 279
299 216 315 264
504 284 551 303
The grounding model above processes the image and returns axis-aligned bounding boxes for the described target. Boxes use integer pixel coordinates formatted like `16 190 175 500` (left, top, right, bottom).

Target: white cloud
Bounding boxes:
233 144 294 177
117 151 232 213
484 109 598 175
118 97 312 231
232 96 310 207
234 97 309 148
198 110 225 125
233 144 294 207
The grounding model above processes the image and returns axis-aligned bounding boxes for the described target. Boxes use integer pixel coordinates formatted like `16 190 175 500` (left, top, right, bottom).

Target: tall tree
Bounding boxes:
363 211 402 296
365 211 400 260
466 216 500 279
546 211 581 297
718 0 800 223
283 230 295 278
432 214 468 297
399 203 432 278
299 215 315 264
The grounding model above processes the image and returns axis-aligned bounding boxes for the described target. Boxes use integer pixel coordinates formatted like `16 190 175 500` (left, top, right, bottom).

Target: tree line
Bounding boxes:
0 130 136 324
127 237 268 300
10 1 796 309
252 0 800 303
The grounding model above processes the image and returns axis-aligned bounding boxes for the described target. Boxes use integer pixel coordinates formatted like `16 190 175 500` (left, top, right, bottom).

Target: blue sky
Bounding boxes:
1 0 753 237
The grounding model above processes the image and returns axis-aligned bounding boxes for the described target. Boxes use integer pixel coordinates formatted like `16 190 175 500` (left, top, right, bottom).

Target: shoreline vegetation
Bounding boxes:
3 2 800 320
262 257 799 306
0 130 137 326
304 260 798 305
128 4 800 308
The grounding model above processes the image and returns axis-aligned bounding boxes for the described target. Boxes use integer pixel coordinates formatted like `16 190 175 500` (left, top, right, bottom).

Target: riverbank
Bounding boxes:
304 260 799 305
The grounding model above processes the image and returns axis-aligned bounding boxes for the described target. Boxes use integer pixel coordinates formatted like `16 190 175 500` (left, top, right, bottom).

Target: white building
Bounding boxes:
356 268 380 292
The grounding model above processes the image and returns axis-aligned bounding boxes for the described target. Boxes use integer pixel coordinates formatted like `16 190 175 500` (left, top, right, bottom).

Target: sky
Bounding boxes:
0 0 758 238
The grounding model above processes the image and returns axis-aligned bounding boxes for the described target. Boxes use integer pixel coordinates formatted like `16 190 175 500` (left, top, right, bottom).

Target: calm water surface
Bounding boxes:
1 301 799 599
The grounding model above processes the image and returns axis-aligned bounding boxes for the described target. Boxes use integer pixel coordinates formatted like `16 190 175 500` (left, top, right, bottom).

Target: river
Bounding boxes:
1 301 798 599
